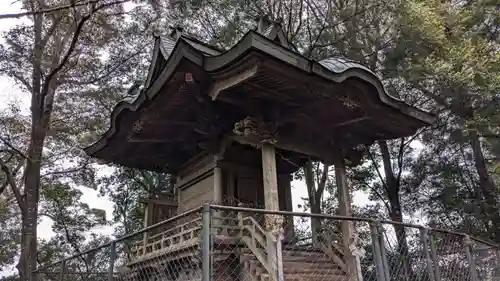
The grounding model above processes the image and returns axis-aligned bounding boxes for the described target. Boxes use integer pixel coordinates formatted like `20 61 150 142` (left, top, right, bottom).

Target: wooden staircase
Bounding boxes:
240 246 348 281
232 215 348 281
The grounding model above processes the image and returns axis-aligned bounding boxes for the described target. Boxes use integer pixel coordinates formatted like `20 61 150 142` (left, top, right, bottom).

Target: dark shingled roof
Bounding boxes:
160 35 221 57
84 23 435 172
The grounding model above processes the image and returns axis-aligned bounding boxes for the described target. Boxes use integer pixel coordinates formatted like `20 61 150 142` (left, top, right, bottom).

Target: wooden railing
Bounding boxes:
292 235 348 273
131 217 202 259
238 214 279 281
128 206 347 281
321 236 347 272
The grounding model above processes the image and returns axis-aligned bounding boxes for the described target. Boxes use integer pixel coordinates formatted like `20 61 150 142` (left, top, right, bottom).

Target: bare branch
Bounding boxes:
0 156 26 212
365 145 389 193
40 14 63 50
315 163 329 203
0 0 132 19
0 182 7 197
0 159 24 196
481 134 500 139
10 73 33 93
39 14 91 113
362 181 391 211
51 197 92 275
289 0 303 42
41 159 90 179
0 135 28 160
39 0 140 113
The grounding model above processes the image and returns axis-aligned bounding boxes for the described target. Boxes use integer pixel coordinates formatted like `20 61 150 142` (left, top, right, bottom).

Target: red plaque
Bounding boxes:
184 72 194 83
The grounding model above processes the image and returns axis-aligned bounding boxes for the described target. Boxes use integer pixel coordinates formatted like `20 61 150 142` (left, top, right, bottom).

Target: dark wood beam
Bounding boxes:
216 94 264 116
230 134 335 164
243 80 301 107
331 116 371 128
139 197 178 206
209 62 260 100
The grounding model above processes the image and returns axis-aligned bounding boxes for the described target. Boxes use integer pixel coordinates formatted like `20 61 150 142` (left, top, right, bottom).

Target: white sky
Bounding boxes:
0 0 381 263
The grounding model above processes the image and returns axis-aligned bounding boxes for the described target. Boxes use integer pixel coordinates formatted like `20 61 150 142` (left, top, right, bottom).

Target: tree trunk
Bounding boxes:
304 161 320 243
17 4 45 279
310 200 322 243
18 125 46 281
469 131 500 241
378 141 413 281
304 161 328 245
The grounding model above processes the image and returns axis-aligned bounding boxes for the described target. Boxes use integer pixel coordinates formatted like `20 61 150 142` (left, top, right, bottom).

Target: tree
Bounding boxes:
394 0 500 241
0 0 158 279
99 167 174 237
2 0 499 280
294 161 331 243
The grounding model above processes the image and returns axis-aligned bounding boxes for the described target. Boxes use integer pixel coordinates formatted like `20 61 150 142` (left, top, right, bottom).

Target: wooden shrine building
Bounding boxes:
85 18 435 281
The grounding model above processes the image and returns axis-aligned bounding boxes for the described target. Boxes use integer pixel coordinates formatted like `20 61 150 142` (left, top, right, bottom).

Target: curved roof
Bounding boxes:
84 28 435 172
316 56 433 123
319 57 374 75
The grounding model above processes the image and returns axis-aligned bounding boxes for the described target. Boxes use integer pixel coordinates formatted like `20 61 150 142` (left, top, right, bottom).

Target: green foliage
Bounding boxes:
99 167 173 236
41 183 108 238
0 196 19 268
169 0 500 243
0 0 164 277
0 0 500 278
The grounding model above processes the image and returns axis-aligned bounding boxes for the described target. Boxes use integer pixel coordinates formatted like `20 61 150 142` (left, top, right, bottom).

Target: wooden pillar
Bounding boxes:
213 158 224 233
261 142 284 234
261 142 281 281
334 151 361 281
282 175 294 242
142 202 153 245
261 143 280 213
213 165 223 204
227 171 235 204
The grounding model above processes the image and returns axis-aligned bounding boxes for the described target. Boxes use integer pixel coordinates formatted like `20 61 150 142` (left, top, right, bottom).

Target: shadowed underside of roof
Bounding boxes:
84 25 435 172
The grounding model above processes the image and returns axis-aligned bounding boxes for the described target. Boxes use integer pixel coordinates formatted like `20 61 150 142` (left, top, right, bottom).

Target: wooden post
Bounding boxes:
281 174 294 242
463 235 479 281
261 143 280 214
333 150 361 281
227 171 235 203
261 142 281 281
142 202 153 247
213 165 223 204
212 158 223 233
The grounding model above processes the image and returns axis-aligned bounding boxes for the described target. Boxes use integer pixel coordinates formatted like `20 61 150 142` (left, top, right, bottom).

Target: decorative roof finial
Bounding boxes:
256 14 272 34
168 25 184 40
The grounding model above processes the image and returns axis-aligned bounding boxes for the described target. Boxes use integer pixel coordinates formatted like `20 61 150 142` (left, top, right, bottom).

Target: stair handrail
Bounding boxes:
321 235 347 272
238 213 279 281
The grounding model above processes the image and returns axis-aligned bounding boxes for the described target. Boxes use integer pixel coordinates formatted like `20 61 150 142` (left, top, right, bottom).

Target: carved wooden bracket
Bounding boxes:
230 117 367 167
233 116 278 146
